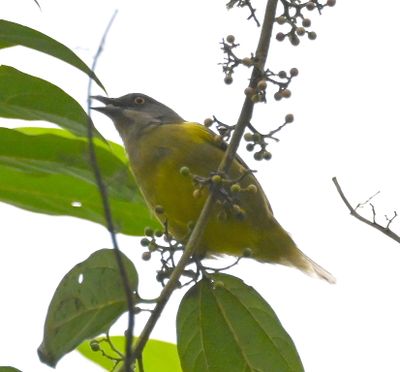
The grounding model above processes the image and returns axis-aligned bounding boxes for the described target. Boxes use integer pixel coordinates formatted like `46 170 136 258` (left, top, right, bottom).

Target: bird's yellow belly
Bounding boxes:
134 152 262 257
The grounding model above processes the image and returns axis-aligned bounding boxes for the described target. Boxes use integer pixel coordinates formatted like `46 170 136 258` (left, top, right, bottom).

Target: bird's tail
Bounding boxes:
297 251 336 284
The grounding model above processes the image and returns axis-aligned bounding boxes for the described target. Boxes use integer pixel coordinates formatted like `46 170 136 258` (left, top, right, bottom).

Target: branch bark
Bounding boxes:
87 11 137 372
131 0 279 366
332 177 400 244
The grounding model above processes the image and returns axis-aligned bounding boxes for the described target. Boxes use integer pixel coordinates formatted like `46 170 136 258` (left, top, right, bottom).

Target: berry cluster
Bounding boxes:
244 113 294 161
275 0 336 46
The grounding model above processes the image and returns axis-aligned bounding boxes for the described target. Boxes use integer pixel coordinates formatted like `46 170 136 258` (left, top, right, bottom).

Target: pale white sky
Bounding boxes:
2 1 400 371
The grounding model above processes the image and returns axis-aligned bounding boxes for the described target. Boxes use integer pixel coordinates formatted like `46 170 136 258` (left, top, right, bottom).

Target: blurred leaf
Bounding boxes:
0 367 23 372
0 127 159 235
177 273 304 372
0 19 104 90
38 249 138 367
78 336 181 371
0 65 96 137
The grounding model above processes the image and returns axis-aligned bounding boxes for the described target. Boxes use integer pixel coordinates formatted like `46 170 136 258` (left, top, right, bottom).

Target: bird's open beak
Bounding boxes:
90 95 120 117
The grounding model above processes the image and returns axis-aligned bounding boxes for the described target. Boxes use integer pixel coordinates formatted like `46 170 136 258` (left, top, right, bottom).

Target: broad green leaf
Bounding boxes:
38 249 138 367
0 127 159 235
78 336 181 372
0 65 94 137
0 367 23 372
177 274 304 372
0 19 104 90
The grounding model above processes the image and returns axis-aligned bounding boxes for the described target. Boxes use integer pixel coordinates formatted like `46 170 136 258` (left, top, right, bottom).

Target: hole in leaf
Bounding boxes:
78 273 84 284
71 201 82 208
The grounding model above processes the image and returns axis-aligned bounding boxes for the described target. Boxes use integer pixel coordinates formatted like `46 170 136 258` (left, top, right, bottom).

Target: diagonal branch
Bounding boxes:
332 177 400 244
86 10 137 372
131 0 279 366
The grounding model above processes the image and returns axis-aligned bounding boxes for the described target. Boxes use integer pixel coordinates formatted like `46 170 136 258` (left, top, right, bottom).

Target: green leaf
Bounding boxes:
0 65 94 137
38 249 138 367
0 367 23 372
177 274 304 372
78 336 182 371
0 127 159 235
0 19 104 90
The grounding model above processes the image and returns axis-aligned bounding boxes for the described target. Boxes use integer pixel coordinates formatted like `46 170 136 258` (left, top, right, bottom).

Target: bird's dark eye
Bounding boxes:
134 96 145 105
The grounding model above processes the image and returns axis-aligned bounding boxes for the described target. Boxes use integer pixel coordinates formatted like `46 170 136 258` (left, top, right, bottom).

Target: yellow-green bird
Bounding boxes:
92 93 335 283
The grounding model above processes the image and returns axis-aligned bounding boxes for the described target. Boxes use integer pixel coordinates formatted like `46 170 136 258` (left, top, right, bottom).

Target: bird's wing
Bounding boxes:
183 122 274 215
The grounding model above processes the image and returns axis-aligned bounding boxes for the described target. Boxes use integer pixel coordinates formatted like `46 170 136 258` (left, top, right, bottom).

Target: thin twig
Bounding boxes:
355 190 380 210
332 177 400 244
33 0 41 10
86 10 136 372
131 0 279 366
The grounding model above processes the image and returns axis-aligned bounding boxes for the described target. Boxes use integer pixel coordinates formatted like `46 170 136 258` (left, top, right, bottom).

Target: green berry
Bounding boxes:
244 87 256 96
204 118 213 127
142 251 151 261
242 57 253 66
154 205 164 214
306 1 315 10
214 135 223 144
180 166 190 176
278 70 287 79
243 247 253 257
302 18 311 28
281 89 291 98
193 189 202 199
285 114 294 123
244 132 254 141
230 183 241 193
246 143 254 151
290 68 299 77
224 75 233 85
289 34 300 46
276 32 285 41
276 16 286 25
90 341 100 352
226 34 235 43
296 27 306 36
254 151 263 161
263 151 272 160
257 80 267 90
148 241 157 252
308 31 317 40
213 280 225 289
211 175 222 184
252 133 262 142
140 238 150 246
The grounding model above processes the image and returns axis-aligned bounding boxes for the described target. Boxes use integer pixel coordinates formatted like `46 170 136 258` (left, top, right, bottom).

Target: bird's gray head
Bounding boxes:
91 93 184 139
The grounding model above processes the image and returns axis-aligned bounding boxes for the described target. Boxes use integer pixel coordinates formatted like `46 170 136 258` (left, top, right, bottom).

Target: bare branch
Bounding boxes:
86 10 137 372
226 0 260 26
332 177 400 244
355 190 380 210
